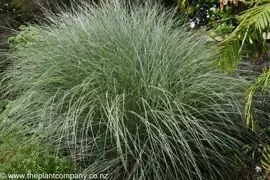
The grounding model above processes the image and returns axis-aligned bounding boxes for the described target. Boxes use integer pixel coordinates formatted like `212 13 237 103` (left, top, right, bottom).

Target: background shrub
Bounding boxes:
1 1 250 179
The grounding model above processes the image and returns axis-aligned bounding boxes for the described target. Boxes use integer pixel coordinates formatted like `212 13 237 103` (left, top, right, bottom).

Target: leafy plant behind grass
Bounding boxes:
1 1 250 179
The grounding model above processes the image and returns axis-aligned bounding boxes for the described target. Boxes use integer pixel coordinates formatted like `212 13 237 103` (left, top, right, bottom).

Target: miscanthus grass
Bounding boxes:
1 1 249 179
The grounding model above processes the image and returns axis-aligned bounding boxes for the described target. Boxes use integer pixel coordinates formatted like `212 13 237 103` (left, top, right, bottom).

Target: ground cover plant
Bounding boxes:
0 1 251 179
0 100 76 178
0 134 76 176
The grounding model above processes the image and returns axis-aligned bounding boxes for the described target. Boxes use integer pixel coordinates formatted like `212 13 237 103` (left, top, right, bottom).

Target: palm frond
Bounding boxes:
213 2 270 72
211 37 242 72
246 68 270 130
238 2 270 41
261 145 270 173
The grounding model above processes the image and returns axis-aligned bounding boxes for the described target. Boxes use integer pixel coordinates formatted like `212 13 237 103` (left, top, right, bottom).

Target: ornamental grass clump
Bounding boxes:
1 1 249 179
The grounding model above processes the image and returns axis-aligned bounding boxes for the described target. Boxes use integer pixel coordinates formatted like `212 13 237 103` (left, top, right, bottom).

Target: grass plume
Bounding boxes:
1 1 249 179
